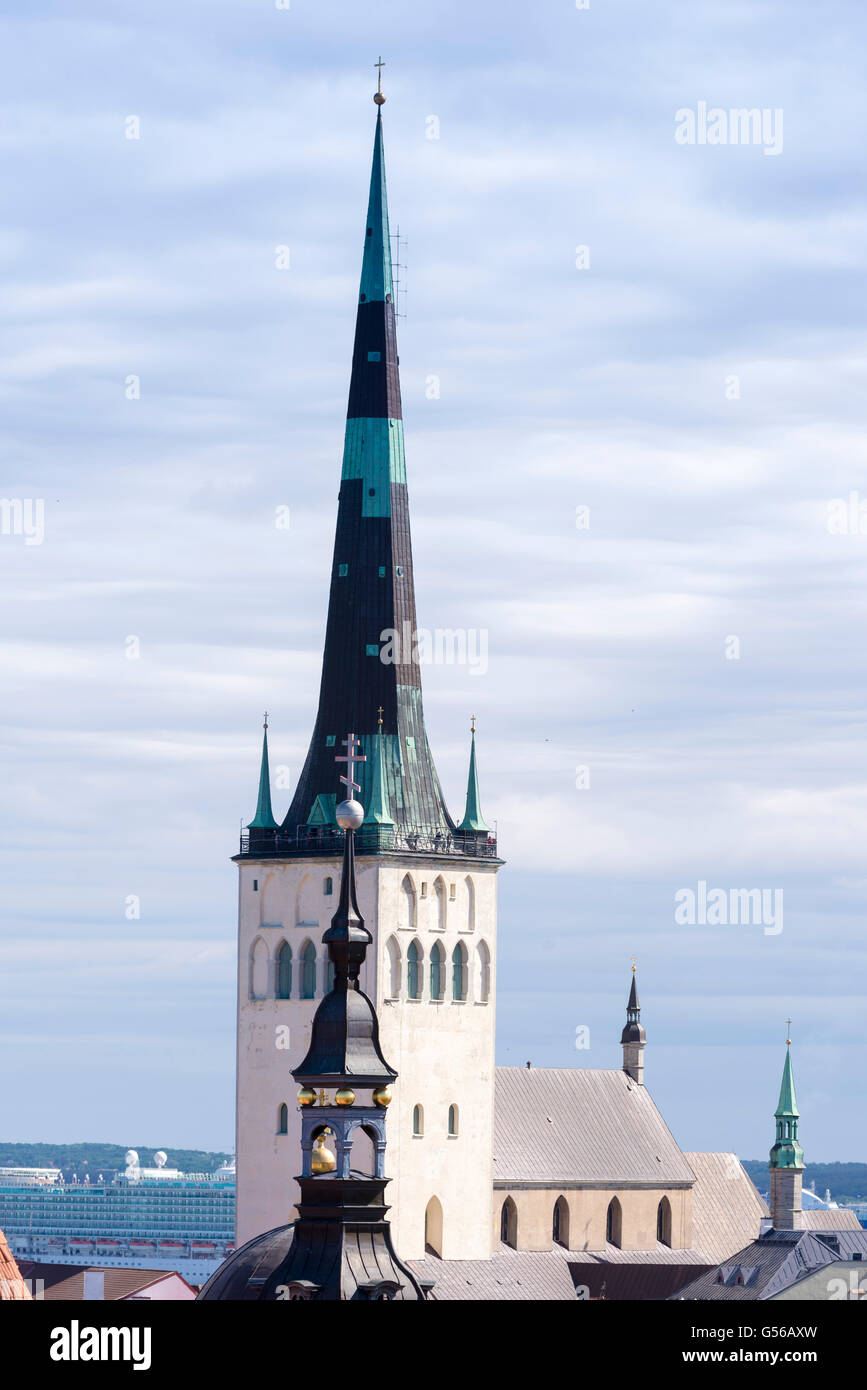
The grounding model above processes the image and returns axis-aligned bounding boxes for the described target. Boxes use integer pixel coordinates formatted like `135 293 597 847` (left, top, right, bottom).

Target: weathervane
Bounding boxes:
335 732 367 798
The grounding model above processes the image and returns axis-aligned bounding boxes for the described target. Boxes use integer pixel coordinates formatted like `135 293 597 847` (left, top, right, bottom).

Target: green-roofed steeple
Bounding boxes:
358 111 393 306
770 1036 804 1172
364 716 394 828
247 718 278 830
458 719 489 833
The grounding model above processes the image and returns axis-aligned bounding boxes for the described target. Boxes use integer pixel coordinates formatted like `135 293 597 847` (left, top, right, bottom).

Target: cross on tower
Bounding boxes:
786 1017 792 1045
375 55 385 93
335 732 367 797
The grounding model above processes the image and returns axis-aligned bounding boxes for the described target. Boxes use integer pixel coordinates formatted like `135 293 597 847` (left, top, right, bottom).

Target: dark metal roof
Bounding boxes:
670 1228 867 1301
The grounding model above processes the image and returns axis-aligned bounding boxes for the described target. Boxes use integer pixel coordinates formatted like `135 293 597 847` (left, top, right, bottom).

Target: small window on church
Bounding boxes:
449 883 456 901
448 1104 459 1137
338 563 348 577
277 1103 288 1135
395 565 404 577
420 882 428 898
253 880 258 892
378 566 386 577
366 644 379 656
367 350 381 362
412 1104 424 1137
324 877 333 896
325 735 336 747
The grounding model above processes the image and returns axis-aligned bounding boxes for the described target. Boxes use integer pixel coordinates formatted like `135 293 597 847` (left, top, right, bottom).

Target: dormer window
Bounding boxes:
367 350 381 362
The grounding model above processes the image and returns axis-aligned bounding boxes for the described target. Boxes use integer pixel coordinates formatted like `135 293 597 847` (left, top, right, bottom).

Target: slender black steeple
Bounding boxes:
281 91 453 844
621 966 646 1085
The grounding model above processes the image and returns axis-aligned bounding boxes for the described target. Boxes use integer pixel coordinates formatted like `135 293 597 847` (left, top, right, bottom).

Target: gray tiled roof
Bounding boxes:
671 1228 867 1301
409 1246 579 1301
802 1208 863 1231
494 1068 695 1185
684 1152 766 1263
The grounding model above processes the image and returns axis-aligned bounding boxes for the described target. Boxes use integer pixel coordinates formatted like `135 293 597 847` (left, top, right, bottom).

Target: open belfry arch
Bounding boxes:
234 79 501 1260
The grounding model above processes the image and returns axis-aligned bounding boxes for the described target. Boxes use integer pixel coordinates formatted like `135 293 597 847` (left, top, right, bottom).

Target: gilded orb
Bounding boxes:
297 1087 316 1108
311 1129 337 1174
374 91 386 106
372 1085 393 1108
334 1088 356 1107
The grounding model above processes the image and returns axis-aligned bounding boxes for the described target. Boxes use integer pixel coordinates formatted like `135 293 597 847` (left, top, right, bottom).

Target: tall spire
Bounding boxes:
620 962 646 1085
768 1029 804 1230
247 716 278 830
281 90 455 847
458 718 489 833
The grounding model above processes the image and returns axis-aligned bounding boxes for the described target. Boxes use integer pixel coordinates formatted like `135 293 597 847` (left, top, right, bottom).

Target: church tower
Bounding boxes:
234 77 500 1260
620 967 645 1085
768 1032 804 1231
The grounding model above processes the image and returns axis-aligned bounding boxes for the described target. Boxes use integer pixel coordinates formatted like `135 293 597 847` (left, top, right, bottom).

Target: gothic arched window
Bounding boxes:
553 1196 569 1248
277 1103 288 1135
448 1104 459 1137
657 1196 672 1247
606 1197 622 1248
407 940 422 1000
300 940 316 999
250 937 269 1000
433 876 446 931
500 1196 517 1249
430 941 445 1001
451 942 468 1001
476 940 491 1003
276 941 292 999
399 874 416 931
386 936 401 999
413 1104 424 1136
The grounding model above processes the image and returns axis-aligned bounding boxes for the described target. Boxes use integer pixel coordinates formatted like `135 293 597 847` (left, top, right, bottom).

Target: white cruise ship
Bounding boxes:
0 1150 235 1285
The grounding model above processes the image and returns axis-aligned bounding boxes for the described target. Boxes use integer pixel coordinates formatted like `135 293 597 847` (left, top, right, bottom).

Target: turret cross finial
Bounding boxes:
631 955 637 973
470 713 476 735
375 55 385 88
377 705 384 727
335 732 367 797
263 710 269 730
786 1017 792 1045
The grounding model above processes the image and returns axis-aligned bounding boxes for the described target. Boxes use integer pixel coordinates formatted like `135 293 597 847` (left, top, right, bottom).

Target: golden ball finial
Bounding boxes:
311 1128 337 1174
297 1086 316 1107
372 1085 392 1108
334 1087 355 1107
374 91 385 106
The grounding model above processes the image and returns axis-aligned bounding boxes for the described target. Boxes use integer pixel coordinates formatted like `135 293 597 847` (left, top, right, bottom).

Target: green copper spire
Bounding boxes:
769 1036 804 1171
458 719 489 833
358 111 393 306
247 717 278 830
364 716 394 827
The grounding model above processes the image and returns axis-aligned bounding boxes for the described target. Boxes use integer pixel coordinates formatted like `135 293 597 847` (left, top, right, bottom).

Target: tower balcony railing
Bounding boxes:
239 823 498 860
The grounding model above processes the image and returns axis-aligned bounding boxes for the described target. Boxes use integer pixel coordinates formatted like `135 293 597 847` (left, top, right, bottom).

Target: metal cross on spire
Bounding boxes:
786 1017 792 1045
335 732 367 797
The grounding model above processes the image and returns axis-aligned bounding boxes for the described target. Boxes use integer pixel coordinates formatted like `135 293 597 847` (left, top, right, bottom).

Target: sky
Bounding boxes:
0 0 865 1168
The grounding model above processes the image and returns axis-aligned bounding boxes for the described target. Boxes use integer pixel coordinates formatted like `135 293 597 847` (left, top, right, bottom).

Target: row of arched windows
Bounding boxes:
412 1103 459 1138
249 938 334 1001
399 873 475 933
498 1195 673 1250
385 936 490 1003
250 934 491 1005
257 871 477 933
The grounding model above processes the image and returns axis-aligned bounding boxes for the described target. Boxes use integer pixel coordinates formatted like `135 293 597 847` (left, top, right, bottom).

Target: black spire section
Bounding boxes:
279 105 455 848
620 971 645 1045
294 823 395 1085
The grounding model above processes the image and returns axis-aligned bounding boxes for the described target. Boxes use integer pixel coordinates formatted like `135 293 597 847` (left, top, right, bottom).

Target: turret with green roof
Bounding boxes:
768 1030 805 1230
